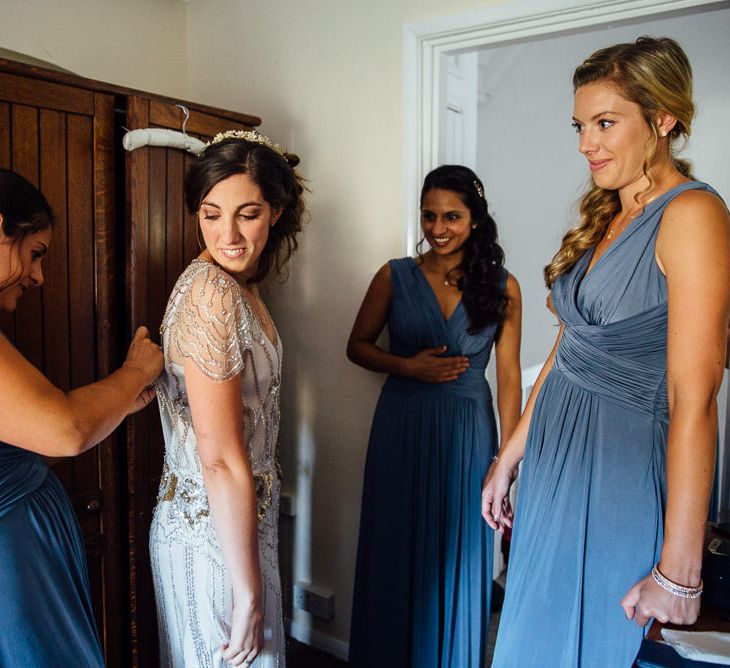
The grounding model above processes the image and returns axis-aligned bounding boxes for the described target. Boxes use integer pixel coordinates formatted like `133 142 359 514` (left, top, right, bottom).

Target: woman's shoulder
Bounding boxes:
663 181 726 214
387 256 416 271
186 258 239 291
661 182 728 235
656 181 730 270
163 259 244 329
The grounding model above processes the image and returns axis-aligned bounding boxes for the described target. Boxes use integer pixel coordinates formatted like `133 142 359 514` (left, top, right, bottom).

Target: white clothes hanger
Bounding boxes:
122 104 206 155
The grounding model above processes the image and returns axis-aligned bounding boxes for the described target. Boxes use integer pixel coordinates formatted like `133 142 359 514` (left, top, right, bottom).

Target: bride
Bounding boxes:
150 130 305 667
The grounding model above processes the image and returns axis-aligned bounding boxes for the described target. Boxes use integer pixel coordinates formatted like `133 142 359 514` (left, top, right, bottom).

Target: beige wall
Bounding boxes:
184 0 505 651
0 0 188 98
2 0 505 653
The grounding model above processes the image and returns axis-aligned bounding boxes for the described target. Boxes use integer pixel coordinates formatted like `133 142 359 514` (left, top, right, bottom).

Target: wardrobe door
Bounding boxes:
0 74 127 665
125 94 255 666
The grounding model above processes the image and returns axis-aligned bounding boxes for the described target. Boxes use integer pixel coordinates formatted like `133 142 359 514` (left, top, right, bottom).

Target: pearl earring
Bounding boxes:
661 130 668 137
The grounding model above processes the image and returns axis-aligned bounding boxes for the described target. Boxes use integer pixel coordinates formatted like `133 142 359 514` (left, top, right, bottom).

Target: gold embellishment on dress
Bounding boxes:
161 472 178 501
254 471 275 522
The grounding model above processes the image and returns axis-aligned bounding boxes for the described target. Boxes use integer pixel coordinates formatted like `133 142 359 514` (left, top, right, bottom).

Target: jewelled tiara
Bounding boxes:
206 129 285 157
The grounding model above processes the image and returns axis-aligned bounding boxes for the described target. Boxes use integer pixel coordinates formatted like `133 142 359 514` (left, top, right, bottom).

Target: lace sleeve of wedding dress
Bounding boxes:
167 264 251 382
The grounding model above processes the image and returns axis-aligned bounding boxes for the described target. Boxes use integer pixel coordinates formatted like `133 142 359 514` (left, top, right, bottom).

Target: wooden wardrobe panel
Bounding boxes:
149 97 252 136
0 70 94 114
0 85 125 666
165 150 185 294
10 105 44 370
1 58 263 668
0 102 12 339
125 94 159 668
39 109 71 391
91 92 127 667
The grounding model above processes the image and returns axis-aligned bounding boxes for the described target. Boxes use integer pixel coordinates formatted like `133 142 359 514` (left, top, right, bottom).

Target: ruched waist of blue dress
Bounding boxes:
554 301 669 420
382 366 491 399
0 442 49 519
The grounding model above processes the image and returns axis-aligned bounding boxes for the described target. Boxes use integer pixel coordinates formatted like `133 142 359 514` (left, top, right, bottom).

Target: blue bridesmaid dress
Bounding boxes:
0 441 104 667
492 181 721 667
350 257 501 668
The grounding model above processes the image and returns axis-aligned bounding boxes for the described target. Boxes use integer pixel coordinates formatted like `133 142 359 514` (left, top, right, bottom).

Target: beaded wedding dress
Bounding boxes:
150 258 285 668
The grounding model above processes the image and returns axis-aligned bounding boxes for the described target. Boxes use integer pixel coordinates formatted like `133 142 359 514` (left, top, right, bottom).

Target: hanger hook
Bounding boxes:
175 104 190 135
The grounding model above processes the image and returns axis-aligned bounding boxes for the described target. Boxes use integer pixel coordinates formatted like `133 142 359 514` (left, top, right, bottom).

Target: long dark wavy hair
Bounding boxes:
419 165 507 333
184 136 306 283
0 168 54 292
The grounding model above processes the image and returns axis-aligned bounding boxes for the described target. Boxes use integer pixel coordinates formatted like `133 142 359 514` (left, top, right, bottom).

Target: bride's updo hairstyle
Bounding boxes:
544 36 695 287
184 131 306 283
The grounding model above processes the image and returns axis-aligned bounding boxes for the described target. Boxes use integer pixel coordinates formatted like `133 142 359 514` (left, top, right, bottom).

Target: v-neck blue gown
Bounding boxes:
0 442 103 667
349 257 503 668
492 181 721 667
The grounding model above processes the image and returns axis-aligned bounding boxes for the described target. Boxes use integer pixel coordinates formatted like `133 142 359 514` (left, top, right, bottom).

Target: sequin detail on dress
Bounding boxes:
150 258 285 667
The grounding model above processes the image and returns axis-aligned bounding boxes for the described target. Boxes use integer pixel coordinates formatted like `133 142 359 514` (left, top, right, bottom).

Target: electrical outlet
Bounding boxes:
293 581 335 620
279 493 297 517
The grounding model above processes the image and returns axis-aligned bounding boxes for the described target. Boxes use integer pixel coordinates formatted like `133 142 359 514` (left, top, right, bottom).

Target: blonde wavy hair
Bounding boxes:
544 36 695 287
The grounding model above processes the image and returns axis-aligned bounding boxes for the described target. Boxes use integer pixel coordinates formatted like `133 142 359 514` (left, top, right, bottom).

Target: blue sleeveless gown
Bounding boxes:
492 181 721 667
350 257 500 668
0 441 103 667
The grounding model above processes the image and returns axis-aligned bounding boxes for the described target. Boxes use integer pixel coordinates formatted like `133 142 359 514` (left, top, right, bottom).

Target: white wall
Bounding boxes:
0 0 188 98
183 0 505 653
2 0 509 655
475 6 730 519
476 6 730 368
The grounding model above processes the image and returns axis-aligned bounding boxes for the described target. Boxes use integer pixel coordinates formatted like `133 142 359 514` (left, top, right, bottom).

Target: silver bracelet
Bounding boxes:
651 563 703 599
492 454 500 464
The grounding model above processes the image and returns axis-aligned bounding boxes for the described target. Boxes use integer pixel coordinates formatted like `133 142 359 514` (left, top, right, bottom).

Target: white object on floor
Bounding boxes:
661 629 730 665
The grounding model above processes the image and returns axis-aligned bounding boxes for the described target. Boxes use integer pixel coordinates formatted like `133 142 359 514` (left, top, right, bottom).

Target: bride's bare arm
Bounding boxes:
186 362 263 666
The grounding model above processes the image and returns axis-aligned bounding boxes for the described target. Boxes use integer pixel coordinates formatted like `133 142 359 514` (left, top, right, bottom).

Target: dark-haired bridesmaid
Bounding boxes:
0 168 162 667
348 165 522 668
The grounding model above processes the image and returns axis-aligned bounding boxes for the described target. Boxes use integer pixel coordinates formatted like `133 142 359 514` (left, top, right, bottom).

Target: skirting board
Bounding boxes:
286 618 349 661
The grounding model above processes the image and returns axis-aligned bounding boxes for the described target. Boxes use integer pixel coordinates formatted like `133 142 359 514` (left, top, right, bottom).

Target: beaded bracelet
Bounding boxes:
492 455 500 464
651 564 703 599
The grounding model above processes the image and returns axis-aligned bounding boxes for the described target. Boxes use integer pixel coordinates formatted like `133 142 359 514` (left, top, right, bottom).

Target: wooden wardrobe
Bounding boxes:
0 57 260 667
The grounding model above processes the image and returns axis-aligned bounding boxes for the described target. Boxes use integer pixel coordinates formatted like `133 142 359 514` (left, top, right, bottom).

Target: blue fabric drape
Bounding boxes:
0 441 103 667
350 257 501 668
493 181 722 667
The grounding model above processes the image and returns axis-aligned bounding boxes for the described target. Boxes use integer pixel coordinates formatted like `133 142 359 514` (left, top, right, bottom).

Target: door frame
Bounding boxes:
402 0 725 253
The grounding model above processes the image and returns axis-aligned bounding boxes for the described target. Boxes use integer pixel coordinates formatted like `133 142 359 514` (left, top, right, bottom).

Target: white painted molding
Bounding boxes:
402 0 724 253
286 618 350 661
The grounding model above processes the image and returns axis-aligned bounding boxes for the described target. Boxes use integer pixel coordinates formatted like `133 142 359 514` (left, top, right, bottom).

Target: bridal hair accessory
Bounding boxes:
651 563 703 599
473 180 484 199
207 129 286 157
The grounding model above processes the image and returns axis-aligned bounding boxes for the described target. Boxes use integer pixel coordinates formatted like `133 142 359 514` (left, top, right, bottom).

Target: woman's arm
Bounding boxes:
185 362 263 665
0 326 162 456
494 274 523 448
346 263 469 383
482 323 564 529
622 188 730 626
